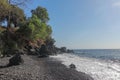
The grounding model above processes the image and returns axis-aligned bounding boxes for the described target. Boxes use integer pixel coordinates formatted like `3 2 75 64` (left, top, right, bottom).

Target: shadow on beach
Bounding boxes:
0 65 9 69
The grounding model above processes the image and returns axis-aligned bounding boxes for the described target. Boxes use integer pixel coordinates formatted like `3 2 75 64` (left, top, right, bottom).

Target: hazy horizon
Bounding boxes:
24 0 120 49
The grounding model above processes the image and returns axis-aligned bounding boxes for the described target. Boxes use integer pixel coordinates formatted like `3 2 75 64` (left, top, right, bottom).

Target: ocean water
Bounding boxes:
50 49 120 80
74 49 120 62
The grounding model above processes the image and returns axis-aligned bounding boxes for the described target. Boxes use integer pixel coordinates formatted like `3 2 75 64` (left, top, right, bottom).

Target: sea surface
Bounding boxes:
74 49 120 61
50 49 120 80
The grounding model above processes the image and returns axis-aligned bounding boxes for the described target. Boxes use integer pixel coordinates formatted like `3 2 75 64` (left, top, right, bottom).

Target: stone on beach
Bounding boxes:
69 63 76 69
7 53 24 66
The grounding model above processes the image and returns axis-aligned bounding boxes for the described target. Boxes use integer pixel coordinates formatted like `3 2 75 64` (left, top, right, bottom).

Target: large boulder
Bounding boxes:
7 53 24 66
46 45 57 55
67 49 74 53
60 47 67 53
38 45 49 57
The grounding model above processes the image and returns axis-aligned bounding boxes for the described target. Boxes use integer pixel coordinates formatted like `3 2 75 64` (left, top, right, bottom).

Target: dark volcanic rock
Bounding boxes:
60 47 67 53
69 64 76 69
67 49 74 53
39 44 49 57
7 53 24 66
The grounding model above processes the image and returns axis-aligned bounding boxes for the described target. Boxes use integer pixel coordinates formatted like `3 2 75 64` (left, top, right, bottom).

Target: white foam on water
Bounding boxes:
50 53 120 80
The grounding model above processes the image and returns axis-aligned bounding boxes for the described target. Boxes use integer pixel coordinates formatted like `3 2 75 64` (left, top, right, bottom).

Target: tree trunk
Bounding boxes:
7 0 11 28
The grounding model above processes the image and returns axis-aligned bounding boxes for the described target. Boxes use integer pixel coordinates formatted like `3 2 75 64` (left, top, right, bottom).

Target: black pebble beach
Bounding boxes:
0 55 93 80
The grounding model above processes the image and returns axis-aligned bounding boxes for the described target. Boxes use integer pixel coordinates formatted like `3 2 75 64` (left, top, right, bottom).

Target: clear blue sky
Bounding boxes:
24 0 120 49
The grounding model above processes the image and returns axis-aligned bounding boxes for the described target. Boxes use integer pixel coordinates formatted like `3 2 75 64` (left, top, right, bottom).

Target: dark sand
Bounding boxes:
0 55 93 80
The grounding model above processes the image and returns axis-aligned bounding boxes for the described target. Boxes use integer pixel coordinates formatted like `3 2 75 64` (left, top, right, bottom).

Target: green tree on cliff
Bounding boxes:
18 6 52 41
0 2 53 56
31 6 49 23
